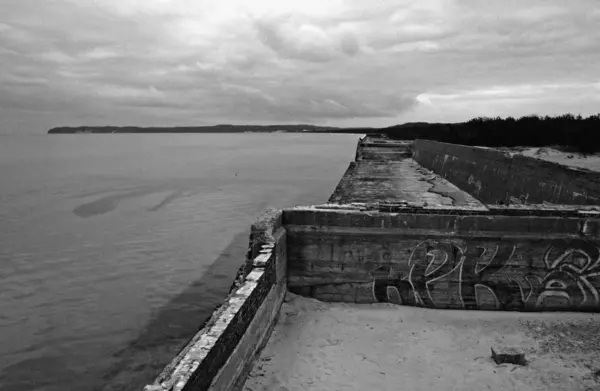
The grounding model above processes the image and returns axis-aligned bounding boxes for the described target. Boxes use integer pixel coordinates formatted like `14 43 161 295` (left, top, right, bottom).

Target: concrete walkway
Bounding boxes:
329 158 486 209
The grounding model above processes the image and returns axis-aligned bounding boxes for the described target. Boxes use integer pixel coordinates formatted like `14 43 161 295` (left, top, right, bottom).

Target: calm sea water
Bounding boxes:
0 133 359 391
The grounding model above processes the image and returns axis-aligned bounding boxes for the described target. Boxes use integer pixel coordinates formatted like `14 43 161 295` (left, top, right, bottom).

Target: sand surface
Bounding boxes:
503 147 600 172
244 293 600 391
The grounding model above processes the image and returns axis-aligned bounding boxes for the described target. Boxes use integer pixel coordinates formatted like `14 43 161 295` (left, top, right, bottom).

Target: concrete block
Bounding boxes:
491 346 527 366
252 253 272 268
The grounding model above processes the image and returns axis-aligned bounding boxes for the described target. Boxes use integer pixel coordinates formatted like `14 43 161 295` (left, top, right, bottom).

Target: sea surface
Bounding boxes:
0 133 360 391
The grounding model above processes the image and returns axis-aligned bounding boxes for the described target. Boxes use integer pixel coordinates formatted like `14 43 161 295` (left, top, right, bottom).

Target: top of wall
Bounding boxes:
328 135 600 216
415 139 600 174
330 135 485 209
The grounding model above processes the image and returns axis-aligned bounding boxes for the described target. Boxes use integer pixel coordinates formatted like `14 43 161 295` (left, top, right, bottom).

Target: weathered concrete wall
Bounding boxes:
412 139 600 206
144 209 287 391
356 138 412 162
284 207 600 311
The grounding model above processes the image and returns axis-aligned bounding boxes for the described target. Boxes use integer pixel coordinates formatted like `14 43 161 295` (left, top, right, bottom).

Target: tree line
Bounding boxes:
380 114 600 154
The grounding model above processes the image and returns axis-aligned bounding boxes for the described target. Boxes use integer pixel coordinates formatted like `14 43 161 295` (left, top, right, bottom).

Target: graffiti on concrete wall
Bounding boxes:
371 239 600 310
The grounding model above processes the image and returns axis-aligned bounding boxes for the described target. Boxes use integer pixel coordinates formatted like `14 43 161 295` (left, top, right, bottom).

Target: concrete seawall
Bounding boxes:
284 206 600 310
413 139 600 205
288 136 600 311
144 210 287 391
145 135 600 390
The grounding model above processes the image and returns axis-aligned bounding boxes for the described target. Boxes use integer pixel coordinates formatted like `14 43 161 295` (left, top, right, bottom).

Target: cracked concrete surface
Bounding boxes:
329 137 486 208
329 158 485 209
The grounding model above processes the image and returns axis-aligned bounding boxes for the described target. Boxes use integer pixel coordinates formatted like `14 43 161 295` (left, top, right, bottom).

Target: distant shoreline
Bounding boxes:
47 125 373 134
47 114 600 154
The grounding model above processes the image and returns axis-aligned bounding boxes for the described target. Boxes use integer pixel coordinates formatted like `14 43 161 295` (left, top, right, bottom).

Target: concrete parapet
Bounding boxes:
357 138 413 162
284 207 600 311
412 139 600 206
144 209 287 391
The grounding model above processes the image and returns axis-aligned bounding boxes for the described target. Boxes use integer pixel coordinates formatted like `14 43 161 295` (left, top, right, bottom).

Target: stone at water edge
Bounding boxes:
490 346 527 366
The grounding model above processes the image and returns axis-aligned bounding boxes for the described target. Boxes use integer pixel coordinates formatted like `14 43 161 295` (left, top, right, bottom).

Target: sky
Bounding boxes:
1 0 599 133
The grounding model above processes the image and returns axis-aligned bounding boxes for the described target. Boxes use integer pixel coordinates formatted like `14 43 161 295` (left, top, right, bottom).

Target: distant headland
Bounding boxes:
48 113 600 153
47 124 371 134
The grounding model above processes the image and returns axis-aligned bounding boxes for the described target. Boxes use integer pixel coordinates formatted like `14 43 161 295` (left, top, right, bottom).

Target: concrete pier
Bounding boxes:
287 135 600 311
330 138 486 208
144 135 600 391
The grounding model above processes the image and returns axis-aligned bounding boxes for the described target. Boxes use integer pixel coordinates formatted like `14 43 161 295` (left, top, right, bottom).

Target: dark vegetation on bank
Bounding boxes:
380 114 600 154
48 114 600 153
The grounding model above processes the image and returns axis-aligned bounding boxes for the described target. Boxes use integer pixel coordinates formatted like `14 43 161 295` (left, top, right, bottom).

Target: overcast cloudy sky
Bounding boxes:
1 0 599 133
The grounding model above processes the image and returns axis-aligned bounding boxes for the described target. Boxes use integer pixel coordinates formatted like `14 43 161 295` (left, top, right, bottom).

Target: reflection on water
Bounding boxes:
100 230 251 391
73 187 189 218
0 133 359 391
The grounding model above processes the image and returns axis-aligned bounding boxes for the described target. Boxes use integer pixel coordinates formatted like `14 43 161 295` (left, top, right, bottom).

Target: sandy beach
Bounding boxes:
245 293 600 391
504 147 600 172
